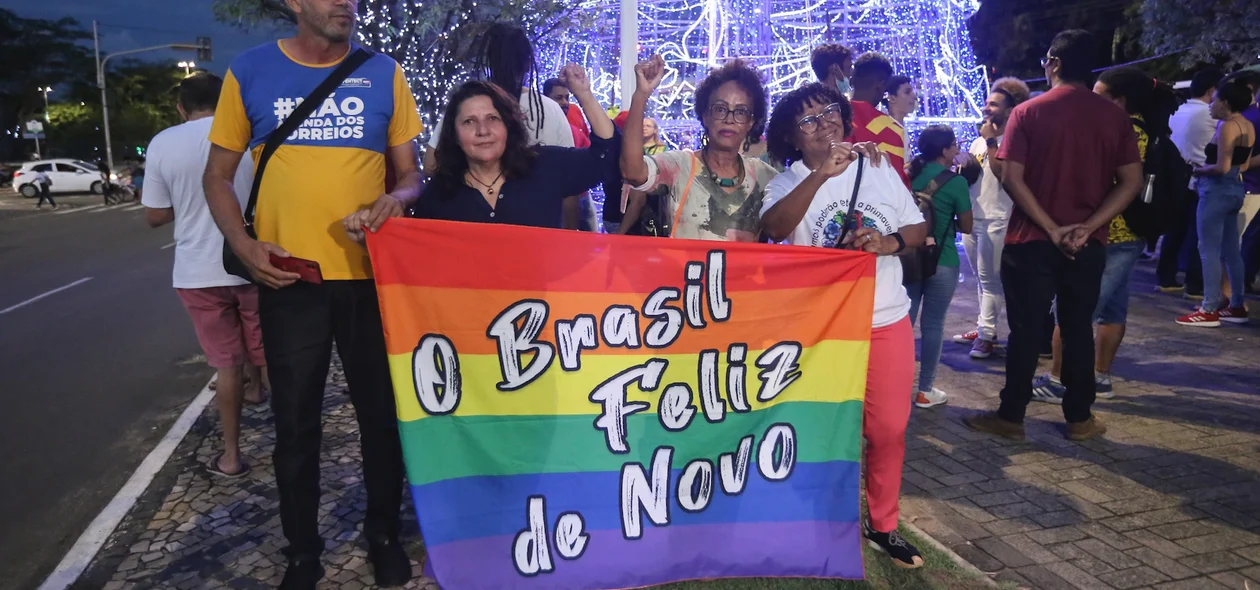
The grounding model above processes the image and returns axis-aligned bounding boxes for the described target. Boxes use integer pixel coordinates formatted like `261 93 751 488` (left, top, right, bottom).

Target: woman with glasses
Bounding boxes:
904 125 972 410
759 82 928 569
620 55 778 241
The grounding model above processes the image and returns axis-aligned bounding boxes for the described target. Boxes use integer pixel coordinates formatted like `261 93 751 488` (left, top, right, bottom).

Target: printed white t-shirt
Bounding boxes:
968 136 1013 220
142 117 254 289
761 159 925 328
428 89 575 149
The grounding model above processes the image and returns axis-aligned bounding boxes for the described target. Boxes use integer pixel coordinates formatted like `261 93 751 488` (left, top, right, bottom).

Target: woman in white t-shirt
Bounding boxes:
759 83 929 569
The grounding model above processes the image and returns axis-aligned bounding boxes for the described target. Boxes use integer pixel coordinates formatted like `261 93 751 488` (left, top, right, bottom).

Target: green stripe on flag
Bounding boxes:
400 400 863 486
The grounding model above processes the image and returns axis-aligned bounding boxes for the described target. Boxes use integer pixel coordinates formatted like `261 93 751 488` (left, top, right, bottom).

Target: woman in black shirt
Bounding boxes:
345 66 618 238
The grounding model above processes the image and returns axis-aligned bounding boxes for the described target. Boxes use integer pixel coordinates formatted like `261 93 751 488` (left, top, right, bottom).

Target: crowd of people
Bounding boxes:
133 0 1258 588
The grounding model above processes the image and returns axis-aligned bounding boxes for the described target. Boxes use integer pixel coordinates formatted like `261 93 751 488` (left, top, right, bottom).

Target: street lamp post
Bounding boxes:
177 61 196 76
39 86 53 155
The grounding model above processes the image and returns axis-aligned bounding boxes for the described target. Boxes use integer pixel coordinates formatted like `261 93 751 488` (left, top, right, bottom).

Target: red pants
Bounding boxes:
863 316 914 532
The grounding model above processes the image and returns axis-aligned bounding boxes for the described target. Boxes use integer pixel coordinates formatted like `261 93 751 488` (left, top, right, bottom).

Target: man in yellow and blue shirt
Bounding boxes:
202 1 421 587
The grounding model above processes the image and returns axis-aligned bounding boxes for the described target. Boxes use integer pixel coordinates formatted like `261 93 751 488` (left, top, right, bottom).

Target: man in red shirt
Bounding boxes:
965 30 1142 442
845 52 911 187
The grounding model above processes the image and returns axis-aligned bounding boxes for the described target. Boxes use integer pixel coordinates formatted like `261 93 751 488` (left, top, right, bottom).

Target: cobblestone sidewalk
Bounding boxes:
73 261 1258 590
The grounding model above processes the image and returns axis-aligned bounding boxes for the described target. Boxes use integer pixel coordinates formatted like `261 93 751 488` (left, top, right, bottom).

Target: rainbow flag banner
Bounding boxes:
367 219 876 590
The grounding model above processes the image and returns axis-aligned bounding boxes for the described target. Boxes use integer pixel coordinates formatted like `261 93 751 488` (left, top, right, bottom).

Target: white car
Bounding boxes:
14 159 108 198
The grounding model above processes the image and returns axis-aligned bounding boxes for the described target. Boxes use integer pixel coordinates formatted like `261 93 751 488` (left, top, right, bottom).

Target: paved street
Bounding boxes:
57 248 1260 590
0 188 213 589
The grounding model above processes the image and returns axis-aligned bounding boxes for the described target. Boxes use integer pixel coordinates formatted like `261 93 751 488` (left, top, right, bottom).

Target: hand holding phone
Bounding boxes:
269 254 323 284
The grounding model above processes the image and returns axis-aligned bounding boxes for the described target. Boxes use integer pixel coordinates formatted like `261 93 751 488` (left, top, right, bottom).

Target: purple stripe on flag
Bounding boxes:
424 520 864 590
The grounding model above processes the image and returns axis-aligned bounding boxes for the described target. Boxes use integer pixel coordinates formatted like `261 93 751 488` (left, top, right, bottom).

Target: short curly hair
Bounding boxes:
766 83 852 167
693 59 768 142
810 44 853 81
990 77 1031 108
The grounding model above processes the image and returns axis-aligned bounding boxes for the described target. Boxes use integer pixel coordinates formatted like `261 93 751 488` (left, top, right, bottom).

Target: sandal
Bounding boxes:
206 454 251 479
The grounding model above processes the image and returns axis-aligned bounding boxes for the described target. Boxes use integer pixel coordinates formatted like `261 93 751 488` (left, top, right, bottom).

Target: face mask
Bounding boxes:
836 77 852 96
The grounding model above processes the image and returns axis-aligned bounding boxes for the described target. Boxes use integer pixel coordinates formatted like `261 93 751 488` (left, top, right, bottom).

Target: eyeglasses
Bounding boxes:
708 103 754 124
1040 55 1059 68
796 103 845 135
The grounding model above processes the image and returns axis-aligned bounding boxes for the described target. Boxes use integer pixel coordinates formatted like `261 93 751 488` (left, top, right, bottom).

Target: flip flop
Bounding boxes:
206 454 251 479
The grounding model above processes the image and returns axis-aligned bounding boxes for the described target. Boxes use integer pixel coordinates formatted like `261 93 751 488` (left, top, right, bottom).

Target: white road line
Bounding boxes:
54 204 104 215
90 205 116 213
160 242 176 250
0 277 94 315
122 203 145 212
37 378 217 590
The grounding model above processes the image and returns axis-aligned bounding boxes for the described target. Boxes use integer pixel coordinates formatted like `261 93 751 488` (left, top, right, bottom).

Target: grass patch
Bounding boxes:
651 525 999 590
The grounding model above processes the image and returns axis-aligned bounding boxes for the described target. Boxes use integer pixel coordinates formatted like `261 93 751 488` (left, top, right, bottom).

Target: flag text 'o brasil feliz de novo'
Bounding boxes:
367 219 877 590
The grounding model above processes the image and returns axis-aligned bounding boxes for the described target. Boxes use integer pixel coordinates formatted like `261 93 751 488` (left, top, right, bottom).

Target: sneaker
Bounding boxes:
862 519 925 569
1156 283 1184 293
962 411 1026 441
1176 309 1220 327
970 338 995 359
915 388 949 408
1218 306 1249 324
1095 372 1115 399
279 557 324 590
1184 291 1204 302
1031 375 1065 404
952 330 979 344
367 536 412 587
1065 416 1107 441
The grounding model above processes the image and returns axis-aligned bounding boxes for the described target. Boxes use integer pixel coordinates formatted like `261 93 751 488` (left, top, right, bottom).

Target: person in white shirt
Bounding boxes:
951 78 1030 358
142 73 264 479
760 83 928 570
1159 69 1222 294
32 169 56 210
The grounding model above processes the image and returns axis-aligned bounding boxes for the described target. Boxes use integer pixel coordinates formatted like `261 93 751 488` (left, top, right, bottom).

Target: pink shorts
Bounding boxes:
176 285 266 369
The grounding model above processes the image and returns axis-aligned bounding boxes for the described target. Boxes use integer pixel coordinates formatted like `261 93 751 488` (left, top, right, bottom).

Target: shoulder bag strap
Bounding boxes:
240 47 374 227
835 153 866 247
668 153 701 238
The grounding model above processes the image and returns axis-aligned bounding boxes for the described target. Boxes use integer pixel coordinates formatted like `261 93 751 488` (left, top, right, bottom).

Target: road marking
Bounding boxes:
37 377 217 590
122 203 146 212
0 277 94 315
54 204 104 215
160 242 176 250
90 205 117 214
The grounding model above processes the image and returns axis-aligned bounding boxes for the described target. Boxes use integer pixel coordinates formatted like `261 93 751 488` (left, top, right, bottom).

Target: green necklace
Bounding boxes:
701 149 744 188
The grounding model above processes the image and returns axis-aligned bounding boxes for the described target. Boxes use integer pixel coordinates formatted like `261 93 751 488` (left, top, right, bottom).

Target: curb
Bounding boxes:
37 377 217 590
903 521 1000 588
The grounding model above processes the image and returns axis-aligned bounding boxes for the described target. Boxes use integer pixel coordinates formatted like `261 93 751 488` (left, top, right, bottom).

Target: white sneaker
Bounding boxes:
952 331 979 344
914 388 949 408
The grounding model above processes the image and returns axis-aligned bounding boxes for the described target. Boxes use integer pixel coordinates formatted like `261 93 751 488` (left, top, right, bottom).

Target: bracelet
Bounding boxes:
890 232 906 253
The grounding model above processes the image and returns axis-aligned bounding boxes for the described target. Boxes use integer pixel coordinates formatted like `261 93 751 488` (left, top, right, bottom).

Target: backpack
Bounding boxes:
900 169 957 285
1122 117 1193 240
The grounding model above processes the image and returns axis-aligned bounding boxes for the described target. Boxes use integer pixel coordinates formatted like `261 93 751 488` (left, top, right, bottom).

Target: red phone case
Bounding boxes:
270 254 324 284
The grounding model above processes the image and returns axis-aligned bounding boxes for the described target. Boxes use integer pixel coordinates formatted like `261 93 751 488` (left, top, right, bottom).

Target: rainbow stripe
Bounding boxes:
368 219 875 590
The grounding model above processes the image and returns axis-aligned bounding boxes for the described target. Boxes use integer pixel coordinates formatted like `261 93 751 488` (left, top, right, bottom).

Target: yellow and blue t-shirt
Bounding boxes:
209 42 422 280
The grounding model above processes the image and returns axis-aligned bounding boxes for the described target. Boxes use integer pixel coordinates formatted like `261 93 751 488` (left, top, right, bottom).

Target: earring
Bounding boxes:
742 138 751 152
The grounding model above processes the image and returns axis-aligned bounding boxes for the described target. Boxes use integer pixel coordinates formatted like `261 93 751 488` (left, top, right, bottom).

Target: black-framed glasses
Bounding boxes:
708 103 754 124
796 103 845 135
1040 55 1059 68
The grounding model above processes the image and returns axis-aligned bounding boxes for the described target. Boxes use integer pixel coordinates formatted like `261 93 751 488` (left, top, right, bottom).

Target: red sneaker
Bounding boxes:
1218 307 1249 324
1176 309 1220 327
952 330 979 344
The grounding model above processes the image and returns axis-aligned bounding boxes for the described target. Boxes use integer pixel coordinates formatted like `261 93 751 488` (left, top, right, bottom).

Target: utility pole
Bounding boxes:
93 21 207 174
619 0 638 108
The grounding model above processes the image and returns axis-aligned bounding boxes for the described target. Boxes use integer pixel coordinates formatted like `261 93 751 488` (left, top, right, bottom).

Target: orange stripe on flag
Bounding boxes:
366 218 875 293
378 279 875 356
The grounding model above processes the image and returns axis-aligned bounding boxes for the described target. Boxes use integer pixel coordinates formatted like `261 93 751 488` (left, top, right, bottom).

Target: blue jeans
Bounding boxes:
1198 170 1246 312
1093 239 1145 324
906 264 960 393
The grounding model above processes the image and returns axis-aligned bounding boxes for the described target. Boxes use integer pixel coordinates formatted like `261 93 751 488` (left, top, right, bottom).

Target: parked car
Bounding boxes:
13 159 108 198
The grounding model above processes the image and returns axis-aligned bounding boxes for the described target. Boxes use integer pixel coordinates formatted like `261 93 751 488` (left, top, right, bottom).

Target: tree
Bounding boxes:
0 9 94 159
1139 0 1260 69
213 0 588 140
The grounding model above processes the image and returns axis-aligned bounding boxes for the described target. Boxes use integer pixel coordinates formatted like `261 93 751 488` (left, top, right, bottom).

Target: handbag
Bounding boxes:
833 153 866 248
633 153 699 238
899 168 957 284
222 48 374 281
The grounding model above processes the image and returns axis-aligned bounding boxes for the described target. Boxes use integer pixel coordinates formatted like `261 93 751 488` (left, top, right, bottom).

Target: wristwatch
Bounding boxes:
986 138 999 149
890 232 906 253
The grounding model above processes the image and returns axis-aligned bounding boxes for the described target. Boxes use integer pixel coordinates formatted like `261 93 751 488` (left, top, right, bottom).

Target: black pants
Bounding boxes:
1157 191 1203 292
37 186 55 207
259 280 404 559
999 240 1105 424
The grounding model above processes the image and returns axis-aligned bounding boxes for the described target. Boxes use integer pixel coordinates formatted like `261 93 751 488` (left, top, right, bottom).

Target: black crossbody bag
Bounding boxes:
223 48 374 280
833 154 866 248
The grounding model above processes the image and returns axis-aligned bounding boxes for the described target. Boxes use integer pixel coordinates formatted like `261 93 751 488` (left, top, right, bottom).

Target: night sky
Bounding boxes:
2 0 288 76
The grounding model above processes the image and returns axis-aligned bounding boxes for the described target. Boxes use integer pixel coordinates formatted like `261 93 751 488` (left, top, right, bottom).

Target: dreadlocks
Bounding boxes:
472 23 545 141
